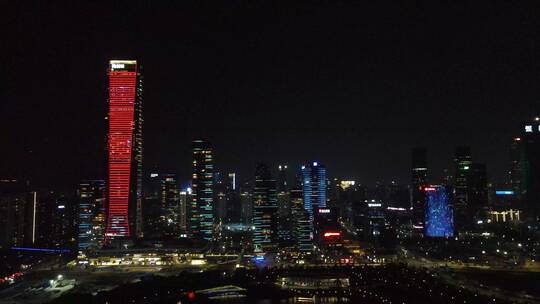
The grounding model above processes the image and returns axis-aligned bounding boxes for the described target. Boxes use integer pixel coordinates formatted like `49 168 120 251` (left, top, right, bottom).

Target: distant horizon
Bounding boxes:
2 126 531 192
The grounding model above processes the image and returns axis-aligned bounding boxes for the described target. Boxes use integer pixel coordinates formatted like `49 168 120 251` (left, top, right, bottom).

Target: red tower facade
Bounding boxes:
105 60 138 240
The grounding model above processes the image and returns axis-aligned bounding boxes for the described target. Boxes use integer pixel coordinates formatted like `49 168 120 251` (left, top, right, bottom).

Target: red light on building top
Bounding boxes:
324 232 341 238
424 187 436 192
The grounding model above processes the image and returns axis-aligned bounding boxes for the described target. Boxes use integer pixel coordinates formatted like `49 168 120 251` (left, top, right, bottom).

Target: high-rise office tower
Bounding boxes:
411 148 428 229
191 139 214 241
313 207 341 249
453 147 488 230
276 165 291 245
178 189 191 236
424 185 454 237
105 60 143 242
240 189 253 225
295 209 312 253
224 173 241 224
24 191 38 247
0 180 37 248
335 181 363 231
160 174 179 213
252 163 278 252
289 187 310 252
467 163 488 220
160 174 180 238
213 170 230 225
517 117 540 222
301 161 327 223
509 137 523 201
385 181 409 209
215 191 227 224
37 191 73 249
358 198 386 239
454 147 472 190
453 146 472 231
277 190 292 245
78 180 106 251
142 173 164 239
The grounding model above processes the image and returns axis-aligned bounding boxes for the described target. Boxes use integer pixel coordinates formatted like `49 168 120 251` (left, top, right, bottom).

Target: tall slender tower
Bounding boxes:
252 163 278 252
454 146 472 207
301 161 327 223
191 139 214 241
277 165 291 245
105 60 142 242
453 146 471 231
78 180 106 251
160 174 180 239
411 147 428 230
514 117 540 222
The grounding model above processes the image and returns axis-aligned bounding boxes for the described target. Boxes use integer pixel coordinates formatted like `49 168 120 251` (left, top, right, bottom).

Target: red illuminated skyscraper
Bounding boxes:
105 60 143 241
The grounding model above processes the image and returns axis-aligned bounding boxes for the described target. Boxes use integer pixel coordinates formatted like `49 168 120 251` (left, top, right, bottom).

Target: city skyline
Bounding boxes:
4 3 540 303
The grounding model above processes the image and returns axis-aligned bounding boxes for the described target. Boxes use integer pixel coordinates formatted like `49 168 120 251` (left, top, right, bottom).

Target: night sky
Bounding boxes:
3 2 539 190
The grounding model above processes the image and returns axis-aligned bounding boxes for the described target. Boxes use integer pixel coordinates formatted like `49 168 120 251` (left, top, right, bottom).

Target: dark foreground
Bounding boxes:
44 264 539 304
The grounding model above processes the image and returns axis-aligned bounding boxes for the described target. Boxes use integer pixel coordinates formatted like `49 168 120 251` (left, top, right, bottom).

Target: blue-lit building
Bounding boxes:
301 161 327 223
191 139 214 241
424 185 454 237
78 180 106 251
252 163 278 252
